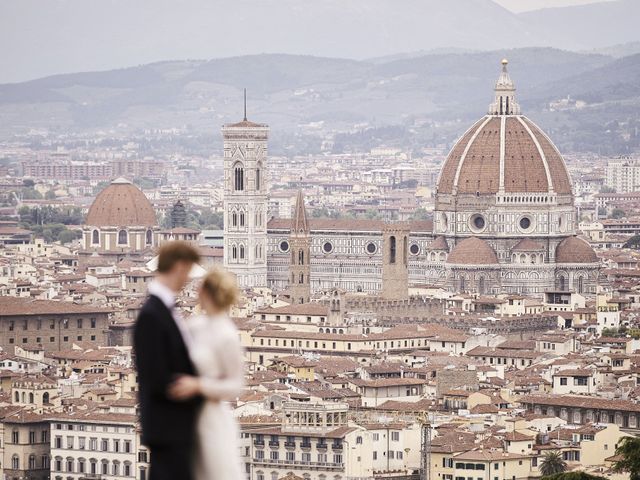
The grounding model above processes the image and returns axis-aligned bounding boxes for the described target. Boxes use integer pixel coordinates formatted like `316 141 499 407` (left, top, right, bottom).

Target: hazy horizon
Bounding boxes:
0 0 636 84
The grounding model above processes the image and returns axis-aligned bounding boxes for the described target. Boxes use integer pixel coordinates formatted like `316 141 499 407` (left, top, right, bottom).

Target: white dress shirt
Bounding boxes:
147 280 193 350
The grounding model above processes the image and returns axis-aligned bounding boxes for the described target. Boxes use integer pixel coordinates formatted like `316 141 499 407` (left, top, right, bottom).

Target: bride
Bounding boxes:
168 268 245 480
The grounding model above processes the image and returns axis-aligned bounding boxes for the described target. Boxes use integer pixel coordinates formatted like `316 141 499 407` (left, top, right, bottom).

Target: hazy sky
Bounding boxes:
0 0 632 83
495 0 616 12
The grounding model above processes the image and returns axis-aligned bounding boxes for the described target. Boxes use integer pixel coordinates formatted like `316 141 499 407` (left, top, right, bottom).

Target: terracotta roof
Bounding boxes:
429 235 449 251
447 237 499 265
85 178 157 227
0 297 111 316
555 236 599 264
520 394 640 413
437 115 572 195
512 238 544 252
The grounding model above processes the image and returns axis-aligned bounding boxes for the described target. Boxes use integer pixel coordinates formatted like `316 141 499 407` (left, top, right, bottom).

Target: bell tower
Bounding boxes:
288 190 311 304
381 223 410 300
222 91 269 288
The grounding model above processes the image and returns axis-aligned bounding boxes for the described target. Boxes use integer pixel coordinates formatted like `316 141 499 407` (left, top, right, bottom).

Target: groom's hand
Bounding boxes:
168 375 201 401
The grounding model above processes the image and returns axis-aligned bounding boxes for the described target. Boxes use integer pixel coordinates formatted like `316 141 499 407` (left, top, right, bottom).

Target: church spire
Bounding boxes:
489 59 520 116
243 88 247 121
292 190 309 234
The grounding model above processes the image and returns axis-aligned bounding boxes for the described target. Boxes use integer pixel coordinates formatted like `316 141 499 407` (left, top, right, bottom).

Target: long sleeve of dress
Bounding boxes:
199 329 245 401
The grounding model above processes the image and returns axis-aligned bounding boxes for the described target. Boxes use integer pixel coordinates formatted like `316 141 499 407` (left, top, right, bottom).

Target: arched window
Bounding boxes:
403 236 408 265
145 229 153 246
232 212 238 227
298 249 304 265
557 275 566 291
239 212 245 227
232 245 238 260
43 392 50 404
299 273 304 284
576 276 584 294
29 392 34 403
478 277 485 295
91 229 99 245
14 391 19 402
118 229 128 245
233 163 245 191
239 245 245 260
12 454 19 470
459 276 466 292
389 236 397 264
29 454 36 469
256 164 262 191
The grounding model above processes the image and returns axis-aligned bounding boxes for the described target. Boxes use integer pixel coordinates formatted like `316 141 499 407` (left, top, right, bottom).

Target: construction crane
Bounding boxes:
418 412 432 480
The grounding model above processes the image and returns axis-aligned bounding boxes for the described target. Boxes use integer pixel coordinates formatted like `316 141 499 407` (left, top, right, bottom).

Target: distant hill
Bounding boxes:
0 47 639 155
0 0 637 83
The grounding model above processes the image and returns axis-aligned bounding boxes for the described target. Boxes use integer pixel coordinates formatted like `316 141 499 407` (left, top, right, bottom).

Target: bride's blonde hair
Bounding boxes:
200 268 239 311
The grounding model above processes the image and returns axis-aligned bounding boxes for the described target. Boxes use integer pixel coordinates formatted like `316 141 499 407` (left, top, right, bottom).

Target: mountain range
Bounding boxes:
1 46 639 155
1 0 639 82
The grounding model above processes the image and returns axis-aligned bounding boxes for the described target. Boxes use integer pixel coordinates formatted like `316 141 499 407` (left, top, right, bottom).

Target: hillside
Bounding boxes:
0 48 639 155
0 0 637 83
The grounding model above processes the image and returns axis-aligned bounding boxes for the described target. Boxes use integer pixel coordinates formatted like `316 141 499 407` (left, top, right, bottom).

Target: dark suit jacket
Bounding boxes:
134 294 201 447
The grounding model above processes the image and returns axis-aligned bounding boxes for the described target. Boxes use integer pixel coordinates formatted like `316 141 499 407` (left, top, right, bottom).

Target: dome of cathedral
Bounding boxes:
86 178 157 227
446 237 498 265
555 236 598 264
436 60 572 196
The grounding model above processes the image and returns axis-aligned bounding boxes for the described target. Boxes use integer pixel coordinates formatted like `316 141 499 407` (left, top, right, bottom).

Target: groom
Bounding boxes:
134 242 202 480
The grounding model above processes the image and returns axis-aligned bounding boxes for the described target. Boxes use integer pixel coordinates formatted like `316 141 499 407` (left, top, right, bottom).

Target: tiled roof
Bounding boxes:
437 115 572 195
0 297 111 316
447 237 499 265
85 178 156 227
555 236 598 263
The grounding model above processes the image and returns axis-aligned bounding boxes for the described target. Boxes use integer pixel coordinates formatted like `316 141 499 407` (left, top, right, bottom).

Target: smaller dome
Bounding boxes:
447 237 498 265
512 238 544 252
86 178 157 227
555 237 598 264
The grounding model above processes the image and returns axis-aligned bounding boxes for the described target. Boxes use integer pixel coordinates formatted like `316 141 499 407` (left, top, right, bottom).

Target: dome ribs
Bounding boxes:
456 117 501 194
523 118 573 195
437 118 486 194
85 179 157 227
503 117 548 193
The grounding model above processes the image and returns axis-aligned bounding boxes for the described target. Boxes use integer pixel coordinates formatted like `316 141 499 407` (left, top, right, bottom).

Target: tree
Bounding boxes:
542 473 607 480
624 235 640 249
613 436 640 480
609 208 626 219
540 451 567 477
411 208 431 221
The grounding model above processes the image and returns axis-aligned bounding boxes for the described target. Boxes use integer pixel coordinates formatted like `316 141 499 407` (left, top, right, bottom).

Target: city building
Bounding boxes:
82 178 159 258
253 61 601 296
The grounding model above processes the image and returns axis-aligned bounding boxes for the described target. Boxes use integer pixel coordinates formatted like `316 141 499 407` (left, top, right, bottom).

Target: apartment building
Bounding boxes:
49 406 148 480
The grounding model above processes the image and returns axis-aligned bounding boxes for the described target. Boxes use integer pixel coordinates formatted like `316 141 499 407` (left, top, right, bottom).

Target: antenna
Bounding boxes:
243 88 247 121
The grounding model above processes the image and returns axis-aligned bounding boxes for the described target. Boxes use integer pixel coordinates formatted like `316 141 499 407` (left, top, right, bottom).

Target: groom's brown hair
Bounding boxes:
156 242 200 273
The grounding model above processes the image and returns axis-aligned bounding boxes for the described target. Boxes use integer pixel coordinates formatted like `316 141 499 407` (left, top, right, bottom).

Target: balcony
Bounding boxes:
254 439 265 447
284 441 296 448
316 442 328 451
269 440 280 448
251 457 344 471
300 442 312 450
332 443 343 450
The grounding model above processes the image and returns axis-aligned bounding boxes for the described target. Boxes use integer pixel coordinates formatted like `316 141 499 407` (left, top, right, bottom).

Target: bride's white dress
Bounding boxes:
188 314 245 480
